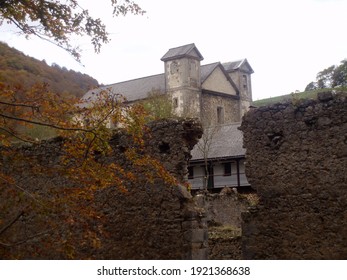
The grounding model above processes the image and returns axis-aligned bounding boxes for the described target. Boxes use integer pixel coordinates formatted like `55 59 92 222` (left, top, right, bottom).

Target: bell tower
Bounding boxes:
223 59 254 118
161 43 204 118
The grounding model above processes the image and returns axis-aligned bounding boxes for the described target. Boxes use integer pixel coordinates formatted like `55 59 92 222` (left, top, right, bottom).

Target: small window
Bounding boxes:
188 166 194 179
242 75 248 89
170 61 179 74
173 97 178 108
217 106 224 124
224 162 232 176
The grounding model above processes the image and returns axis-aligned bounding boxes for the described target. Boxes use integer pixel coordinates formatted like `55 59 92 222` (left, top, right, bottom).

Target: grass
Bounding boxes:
21 124 57 140
253 88 347 107
209 225 241 239
7 124 58 144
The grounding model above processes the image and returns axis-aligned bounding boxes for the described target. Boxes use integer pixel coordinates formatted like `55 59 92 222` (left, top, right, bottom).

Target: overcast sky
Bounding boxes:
1 0 346 100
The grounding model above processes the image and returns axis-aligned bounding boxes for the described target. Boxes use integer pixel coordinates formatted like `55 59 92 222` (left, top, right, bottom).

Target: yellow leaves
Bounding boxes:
83 230 102 250
1 80 183 259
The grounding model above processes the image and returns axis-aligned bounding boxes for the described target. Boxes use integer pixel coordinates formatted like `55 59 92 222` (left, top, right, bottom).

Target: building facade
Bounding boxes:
188 123 250 191
83 43 254 191
84 43 254 126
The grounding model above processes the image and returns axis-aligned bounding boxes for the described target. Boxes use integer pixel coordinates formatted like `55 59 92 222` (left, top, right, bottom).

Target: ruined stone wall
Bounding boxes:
209 236 242 260
194 190 249 228
240 91 347 259
0 119 208 260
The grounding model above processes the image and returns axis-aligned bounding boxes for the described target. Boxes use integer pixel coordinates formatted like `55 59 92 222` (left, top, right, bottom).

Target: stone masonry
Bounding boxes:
0 119 208 259
240 91 347 259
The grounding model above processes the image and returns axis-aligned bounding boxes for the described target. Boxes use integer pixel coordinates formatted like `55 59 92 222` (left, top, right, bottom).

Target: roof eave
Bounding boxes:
190 154 245 163
160 43 204 62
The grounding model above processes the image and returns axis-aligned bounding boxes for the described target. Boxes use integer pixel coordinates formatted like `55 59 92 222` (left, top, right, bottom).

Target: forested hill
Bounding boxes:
0 42 99 98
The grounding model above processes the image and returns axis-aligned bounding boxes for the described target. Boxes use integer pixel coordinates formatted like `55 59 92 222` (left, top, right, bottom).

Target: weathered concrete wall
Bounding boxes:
240 91 347 259
0 119 208 259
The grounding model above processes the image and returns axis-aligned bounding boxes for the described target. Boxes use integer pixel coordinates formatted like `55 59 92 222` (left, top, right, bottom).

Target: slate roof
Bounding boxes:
190 122 245 161
82 62 238 103
161 43 204 61
83 73 165 103
200 62 220 83
201 62 240 94
223 59 254 74
82 40 250 104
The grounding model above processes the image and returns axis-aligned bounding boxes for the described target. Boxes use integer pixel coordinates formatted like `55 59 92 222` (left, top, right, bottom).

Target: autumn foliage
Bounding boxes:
0 0 145 61
0 83 179 259
0 42 99 98
0 0 175 259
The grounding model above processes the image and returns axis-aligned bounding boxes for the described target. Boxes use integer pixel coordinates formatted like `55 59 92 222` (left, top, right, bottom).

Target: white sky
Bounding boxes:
1 0 346 100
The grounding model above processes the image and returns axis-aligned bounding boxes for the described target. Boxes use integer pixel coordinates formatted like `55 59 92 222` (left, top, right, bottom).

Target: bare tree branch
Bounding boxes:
0 112 94 134
0 210 24 235
0 229 53 248
0 100 40 111
0 175 46 207
0 127 37 144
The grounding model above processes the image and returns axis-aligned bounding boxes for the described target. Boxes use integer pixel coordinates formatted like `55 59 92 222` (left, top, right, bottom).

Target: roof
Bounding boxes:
82 62 238 103
190 123 245 161
223 60 243 71
223 59 254 74
161 43 204 61
81 45 253 103
201 62 220 83
82 73 165 103
201 62 240 94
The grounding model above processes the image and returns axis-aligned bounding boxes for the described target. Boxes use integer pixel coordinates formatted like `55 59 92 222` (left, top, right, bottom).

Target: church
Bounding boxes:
83 43 254 191
84 43 253 125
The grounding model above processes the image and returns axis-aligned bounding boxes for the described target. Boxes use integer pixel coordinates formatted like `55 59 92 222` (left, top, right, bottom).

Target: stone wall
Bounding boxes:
0 119 208 259
194 189 249 228
209 236 242 260
201 93 241 125
193 189 251 260
240 91 347 259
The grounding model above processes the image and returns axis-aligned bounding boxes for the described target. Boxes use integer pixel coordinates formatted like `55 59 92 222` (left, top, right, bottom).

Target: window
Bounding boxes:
242 75 248 89
170 61 179 74
173 97 178 108
224 162 232 176
188 166 194 179
189 60 197 77
217 106 224 124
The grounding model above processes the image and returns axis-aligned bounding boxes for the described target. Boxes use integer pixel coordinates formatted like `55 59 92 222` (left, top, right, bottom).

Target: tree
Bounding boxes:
304 81 318 92
0 85 178 258
0 1 180 259
332 59 347 88
195 125 219 190
0 0 145 61
141 89 176 121
194 102 222 190
316 65 335 89
304 60 347 91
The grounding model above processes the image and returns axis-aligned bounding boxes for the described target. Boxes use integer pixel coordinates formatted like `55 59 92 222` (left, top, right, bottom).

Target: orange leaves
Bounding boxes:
0 82 79 143
123 147 177 187
0 81 183 259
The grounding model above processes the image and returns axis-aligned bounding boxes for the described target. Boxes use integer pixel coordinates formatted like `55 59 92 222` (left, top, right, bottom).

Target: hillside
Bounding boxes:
253 88 347 107
0 42 99 98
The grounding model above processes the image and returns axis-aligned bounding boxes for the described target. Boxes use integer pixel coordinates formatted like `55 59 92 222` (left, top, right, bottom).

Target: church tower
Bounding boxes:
223 59 254 118
161 43 204 118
